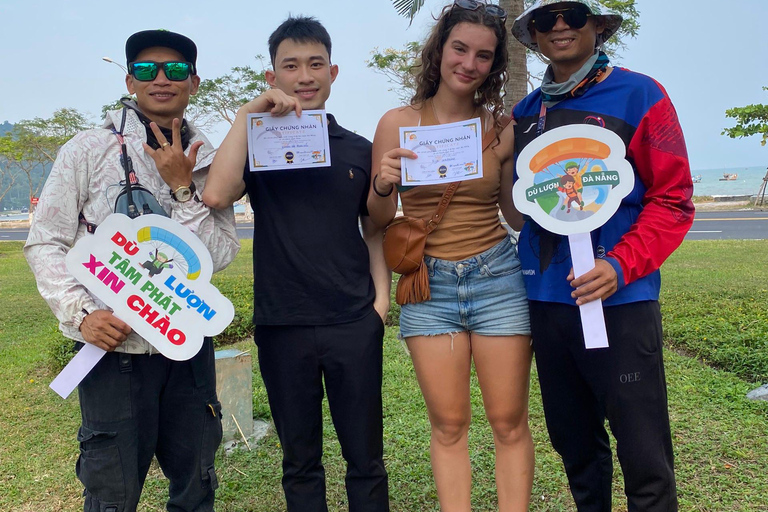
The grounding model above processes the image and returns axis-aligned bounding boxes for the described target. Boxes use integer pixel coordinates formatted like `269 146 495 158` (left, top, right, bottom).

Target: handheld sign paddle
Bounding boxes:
514 125 634 349
50 214 234 398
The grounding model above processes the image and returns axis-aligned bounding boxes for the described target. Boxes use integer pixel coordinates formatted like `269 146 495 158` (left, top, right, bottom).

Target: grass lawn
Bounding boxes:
1 239 767 511
661 240 768 383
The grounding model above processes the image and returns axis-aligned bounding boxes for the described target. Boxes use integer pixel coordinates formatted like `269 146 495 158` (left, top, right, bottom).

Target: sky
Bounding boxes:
1 0 767 172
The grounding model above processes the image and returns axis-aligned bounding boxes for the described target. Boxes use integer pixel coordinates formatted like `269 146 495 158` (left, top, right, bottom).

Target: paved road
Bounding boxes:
0 228 28 241
2 211 767 241
684 210 768 240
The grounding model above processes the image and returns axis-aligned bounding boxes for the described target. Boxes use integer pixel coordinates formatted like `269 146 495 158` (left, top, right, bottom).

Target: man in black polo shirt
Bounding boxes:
203 16 390 512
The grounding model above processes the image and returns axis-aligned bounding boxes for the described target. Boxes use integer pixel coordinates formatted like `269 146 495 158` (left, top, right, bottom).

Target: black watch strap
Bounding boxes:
170 181 197 202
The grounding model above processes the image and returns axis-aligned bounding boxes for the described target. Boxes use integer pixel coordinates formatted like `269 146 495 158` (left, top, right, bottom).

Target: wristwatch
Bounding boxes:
171 181 197 203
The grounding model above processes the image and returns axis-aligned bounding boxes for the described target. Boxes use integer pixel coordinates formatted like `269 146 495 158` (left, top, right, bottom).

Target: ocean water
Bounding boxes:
692 165 768 197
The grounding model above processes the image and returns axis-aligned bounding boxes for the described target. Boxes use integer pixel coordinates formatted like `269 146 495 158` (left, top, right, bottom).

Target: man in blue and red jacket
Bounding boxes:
511 1 694 511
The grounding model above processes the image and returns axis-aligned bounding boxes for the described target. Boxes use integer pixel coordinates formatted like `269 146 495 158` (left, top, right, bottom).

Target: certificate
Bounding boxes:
247 110 331 171
399 117 483 185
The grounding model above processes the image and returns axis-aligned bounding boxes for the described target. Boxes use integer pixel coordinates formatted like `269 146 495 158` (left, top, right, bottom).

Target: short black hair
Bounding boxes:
268 16 332 66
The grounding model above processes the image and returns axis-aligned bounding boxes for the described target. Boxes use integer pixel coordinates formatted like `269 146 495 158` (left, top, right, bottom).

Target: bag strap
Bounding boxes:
425 181 460 235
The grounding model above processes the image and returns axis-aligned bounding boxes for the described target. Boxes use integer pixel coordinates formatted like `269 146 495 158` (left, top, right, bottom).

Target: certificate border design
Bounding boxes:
247 111 331 171
400 118 483 186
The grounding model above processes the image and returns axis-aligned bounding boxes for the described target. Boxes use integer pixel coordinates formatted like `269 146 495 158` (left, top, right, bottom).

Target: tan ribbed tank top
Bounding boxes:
400 99 508 261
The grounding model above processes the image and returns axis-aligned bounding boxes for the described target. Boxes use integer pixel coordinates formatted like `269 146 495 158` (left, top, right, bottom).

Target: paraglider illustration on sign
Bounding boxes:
137 226 201 280
514 125 633 236
50 214 235 398
514 124 634 348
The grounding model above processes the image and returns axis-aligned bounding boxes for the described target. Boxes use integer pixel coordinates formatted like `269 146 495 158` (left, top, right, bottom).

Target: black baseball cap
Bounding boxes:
125 29 197 69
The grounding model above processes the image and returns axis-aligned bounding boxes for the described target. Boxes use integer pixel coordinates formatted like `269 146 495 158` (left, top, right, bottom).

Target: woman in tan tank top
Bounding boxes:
367 2 533 511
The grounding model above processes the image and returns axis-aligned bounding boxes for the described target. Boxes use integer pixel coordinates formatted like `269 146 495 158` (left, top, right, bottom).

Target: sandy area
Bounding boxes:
694 200 756 211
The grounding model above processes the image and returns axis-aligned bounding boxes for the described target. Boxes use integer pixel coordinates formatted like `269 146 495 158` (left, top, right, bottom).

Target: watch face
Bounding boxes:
174 186 192 202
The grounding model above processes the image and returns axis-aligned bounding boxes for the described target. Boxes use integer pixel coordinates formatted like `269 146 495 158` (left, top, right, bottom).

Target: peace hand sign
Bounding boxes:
143 118 204 190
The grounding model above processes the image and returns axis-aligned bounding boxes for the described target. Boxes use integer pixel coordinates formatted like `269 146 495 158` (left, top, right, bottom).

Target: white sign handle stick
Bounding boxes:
567 232 609 349
49 343 106 399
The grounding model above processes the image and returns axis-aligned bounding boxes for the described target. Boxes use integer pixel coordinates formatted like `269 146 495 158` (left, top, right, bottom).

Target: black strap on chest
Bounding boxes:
79 107 164 233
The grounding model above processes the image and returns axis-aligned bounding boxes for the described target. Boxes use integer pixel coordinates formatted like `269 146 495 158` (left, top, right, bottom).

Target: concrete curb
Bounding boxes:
747 384 768 402
222 419 271 455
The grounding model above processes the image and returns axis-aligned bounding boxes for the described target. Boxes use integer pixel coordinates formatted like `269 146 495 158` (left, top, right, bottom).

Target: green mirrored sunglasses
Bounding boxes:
128 61 195 82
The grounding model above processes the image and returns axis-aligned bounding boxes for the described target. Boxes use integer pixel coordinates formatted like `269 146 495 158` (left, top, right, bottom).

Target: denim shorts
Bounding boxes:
399 236 531 338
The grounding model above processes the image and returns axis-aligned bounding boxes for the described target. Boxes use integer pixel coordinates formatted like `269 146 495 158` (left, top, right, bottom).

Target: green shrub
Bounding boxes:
211 274 254 346
46 326 77 374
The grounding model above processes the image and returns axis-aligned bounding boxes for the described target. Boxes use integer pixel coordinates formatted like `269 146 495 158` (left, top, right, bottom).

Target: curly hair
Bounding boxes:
411 4 509 132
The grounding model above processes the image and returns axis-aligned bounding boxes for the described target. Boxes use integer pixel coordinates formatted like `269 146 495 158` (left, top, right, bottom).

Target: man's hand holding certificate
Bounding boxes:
247 110 332 171
399 118 483 185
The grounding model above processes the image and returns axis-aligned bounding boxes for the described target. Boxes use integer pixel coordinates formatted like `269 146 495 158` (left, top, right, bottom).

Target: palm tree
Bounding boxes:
501 0 529 110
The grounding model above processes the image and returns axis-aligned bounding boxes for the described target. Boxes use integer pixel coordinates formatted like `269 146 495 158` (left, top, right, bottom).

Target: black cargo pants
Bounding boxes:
76 338 222 512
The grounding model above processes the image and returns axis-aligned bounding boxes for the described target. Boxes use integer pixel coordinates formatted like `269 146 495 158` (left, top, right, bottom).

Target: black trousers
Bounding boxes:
530 300 677 512
255 309 389 512
76 339 222 512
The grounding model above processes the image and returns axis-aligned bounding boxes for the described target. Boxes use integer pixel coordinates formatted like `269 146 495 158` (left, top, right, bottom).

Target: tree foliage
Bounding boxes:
101 97 131 120
191 63 269 126
0 109 92 204
0 137 20 205
392 0 427 20
12 108 91 163
367 42 422 103
588 0 640 60
723 87 768 147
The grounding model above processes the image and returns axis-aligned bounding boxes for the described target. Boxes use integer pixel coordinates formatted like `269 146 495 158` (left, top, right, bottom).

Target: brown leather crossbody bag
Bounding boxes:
383 182 460 305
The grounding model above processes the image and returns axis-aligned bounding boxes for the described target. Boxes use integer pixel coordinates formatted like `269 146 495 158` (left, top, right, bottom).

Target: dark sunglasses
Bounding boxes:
128 61 195 82
531 5 592 33
452 0 507 22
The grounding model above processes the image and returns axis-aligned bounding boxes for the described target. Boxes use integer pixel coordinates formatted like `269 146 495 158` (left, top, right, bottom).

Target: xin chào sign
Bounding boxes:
50 214 234 398
513 125 633 349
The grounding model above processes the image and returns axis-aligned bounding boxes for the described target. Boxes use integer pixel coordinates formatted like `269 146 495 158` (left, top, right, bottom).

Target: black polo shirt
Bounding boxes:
243 114 375 326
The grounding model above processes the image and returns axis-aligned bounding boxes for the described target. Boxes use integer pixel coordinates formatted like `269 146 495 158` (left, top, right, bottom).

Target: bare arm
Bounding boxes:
366 108 418 228
203 89 302 209
497 121 524 232
361 216 391 322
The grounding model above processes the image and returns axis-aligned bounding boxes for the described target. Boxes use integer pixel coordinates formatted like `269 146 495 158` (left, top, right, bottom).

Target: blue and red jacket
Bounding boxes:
513 67 695 306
